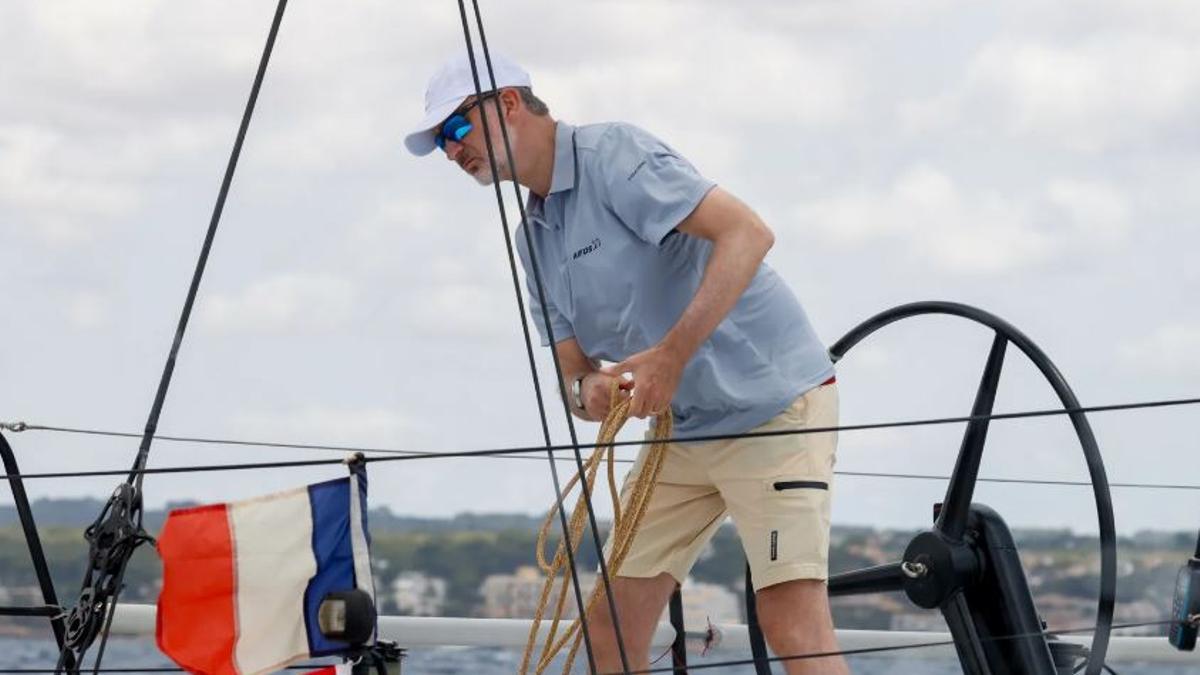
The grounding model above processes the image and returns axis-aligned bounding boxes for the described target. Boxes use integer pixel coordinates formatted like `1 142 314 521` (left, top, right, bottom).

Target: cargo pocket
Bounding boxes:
762 475 830 568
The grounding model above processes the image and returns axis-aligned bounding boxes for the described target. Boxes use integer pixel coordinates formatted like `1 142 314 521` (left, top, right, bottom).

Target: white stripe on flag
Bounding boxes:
348 473 375 608
230 486 317 674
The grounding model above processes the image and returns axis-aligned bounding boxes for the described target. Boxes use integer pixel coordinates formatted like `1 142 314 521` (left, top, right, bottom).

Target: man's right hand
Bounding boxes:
579 371 633 422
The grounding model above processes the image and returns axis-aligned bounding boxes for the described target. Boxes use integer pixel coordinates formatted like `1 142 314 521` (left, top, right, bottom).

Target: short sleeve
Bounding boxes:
516 229 574 347
600 126 717 246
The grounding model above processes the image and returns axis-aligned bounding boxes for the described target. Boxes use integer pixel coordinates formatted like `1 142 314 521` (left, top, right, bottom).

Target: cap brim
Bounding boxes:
403 98 466 156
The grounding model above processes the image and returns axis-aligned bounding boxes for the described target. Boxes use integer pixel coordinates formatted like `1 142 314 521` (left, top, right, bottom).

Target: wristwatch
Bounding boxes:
571 373 588 413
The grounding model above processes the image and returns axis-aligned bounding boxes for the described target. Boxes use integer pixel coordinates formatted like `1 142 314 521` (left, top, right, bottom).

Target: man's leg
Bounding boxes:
756 579 848 675
590 432 724 673
585 572 678 674
708 382 844 673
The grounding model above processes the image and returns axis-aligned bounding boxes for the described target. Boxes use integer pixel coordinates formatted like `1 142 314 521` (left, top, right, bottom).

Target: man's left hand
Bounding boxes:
600 343 686 419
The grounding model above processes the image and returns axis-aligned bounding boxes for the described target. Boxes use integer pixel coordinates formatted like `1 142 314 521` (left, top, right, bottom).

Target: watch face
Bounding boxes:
572 375 585 409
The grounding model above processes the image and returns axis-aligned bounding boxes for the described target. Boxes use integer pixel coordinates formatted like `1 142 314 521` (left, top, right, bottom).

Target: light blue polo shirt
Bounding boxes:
515 121 834 439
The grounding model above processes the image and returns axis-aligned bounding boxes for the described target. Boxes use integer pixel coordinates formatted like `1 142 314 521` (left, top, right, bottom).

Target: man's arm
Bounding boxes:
602 186 774 418
665 186 774 360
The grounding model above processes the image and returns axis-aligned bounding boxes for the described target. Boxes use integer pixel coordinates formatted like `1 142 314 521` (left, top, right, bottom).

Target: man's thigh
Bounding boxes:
612 438 728 583
712 383 839 591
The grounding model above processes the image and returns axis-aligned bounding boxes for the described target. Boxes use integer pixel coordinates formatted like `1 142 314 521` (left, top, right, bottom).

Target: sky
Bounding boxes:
1 0 1197 537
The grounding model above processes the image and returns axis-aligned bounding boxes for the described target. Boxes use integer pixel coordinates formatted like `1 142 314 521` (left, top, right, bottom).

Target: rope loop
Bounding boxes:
521 381 673 674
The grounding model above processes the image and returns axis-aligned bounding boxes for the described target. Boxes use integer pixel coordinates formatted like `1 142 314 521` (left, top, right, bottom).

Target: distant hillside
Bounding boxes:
1 498 1195 626
0 497 544 534
3 498 1194 547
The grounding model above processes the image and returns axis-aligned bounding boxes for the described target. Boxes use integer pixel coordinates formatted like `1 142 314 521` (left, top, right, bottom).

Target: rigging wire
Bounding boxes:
46 1 291 673
7 394 1196 458
449 0 628 670
617 618 1192 675
5 436 1200 492
3 395 1199 483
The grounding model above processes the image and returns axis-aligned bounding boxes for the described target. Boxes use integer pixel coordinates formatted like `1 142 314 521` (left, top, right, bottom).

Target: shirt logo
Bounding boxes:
572 238 602 260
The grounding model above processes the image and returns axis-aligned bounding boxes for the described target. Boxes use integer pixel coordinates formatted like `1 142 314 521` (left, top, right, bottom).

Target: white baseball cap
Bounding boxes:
404 52 532 156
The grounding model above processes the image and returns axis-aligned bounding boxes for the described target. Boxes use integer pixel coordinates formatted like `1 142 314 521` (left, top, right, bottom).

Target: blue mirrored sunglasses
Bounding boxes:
435 114 472 151
434 91 499 151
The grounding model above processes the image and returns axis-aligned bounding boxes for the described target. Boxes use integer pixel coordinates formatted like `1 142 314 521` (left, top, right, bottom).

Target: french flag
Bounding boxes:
156 464 374 675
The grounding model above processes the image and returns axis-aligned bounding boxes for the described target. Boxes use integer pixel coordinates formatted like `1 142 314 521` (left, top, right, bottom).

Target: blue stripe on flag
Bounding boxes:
303 477 356 656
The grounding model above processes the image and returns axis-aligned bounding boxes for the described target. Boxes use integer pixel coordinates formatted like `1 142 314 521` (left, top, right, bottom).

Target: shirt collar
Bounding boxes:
548 121 577 196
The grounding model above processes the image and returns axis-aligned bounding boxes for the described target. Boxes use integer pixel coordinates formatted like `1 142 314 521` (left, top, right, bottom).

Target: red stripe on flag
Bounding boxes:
156 503 239 675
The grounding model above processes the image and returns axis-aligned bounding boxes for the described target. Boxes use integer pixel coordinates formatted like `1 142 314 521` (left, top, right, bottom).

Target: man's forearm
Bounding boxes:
553 337 600 419
662 222 773 361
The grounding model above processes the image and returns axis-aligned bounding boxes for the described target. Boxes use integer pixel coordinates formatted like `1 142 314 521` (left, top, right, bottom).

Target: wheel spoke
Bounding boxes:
828 562 906 597
937 332 1007 541
942 590 993 675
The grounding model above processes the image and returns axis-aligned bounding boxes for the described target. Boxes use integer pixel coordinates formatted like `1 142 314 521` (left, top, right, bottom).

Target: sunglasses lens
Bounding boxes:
436 115 472 150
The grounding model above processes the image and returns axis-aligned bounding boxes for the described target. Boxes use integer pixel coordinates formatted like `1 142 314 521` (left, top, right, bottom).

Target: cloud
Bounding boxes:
345 196 442 270
795 165 1055 274
229 405 414 447
64 290 111 329
199 274 357 335
0 125 141 245
539 31 858 129
903 32 1200 153
1045 178 1130 242
1120 322 1200 375
404 282 514 338
340 194 525 339
3 2 264 108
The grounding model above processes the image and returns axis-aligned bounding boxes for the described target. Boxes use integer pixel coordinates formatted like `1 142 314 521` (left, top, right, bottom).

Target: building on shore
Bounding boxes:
391 571 448 616
679 578 740 627
478 568 741 626
479 566 598 619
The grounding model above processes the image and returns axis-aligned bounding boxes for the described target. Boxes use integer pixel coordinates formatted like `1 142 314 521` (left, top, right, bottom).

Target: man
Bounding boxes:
406 53 849 675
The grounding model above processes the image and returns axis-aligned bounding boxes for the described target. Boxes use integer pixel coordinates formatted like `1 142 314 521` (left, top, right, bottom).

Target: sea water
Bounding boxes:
1 637 1194 674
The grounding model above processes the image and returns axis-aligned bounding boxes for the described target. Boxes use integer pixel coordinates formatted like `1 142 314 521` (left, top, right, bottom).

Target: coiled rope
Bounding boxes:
520 384 673 674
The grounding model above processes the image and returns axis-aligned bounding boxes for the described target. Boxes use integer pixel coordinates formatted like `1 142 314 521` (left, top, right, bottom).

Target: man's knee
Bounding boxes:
755 579 832 626
586 574 678 654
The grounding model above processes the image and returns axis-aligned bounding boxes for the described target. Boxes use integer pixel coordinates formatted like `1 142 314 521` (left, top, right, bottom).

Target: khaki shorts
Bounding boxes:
612 382 838 592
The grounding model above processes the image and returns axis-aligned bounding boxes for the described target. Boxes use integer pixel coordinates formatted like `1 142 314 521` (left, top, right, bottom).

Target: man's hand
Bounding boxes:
578 371 632 422
600 343 687 419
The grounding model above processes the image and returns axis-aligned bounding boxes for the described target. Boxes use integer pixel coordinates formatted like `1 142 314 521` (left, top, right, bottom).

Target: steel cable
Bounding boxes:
3 395 1198 483
44 2 291 673
612 618 1192 675
449 0 628 670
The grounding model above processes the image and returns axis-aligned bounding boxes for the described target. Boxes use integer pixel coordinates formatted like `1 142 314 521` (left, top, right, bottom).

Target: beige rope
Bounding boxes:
519 382 674 675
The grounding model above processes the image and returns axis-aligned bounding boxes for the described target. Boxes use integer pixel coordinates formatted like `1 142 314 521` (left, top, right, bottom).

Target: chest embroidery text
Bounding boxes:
572 238 602 260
